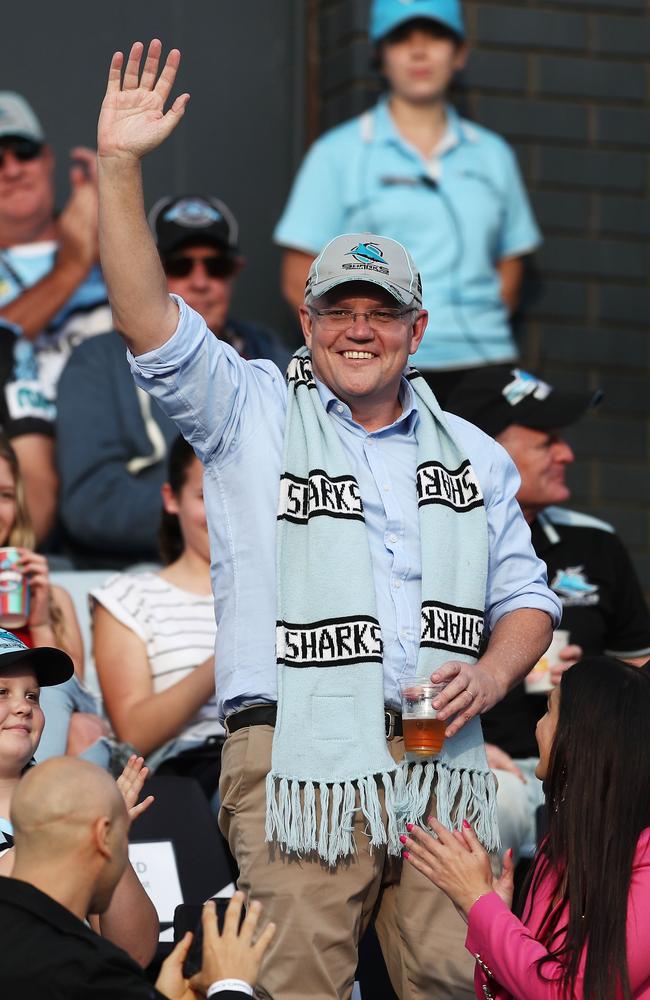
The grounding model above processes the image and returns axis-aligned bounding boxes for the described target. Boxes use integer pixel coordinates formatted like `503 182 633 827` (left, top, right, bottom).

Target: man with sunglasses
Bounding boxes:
0 93 111 394
55 193 288 567
0 92 111 543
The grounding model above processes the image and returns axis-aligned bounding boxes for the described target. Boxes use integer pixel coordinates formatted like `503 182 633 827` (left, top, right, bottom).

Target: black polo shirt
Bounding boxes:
482 506 650 758
0 876 165 999
0 322 55 439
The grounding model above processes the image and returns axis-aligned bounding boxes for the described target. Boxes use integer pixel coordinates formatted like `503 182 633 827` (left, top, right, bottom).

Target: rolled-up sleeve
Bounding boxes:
484 439 562 631
128 295 284 464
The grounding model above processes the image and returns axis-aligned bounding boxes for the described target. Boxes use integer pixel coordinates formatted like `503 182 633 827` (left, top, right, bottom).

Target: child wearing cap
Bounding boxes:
275 0 541 403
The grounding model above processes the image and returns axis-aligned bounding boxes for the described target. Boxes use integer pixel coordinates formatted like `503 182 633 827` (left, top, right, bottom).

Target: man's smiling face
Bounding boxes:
299 282 427 428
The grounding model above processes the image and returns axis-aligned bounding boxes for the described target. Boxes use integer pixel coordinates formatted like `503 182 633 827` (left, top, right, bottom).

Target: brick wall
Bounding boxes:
313 0 650 593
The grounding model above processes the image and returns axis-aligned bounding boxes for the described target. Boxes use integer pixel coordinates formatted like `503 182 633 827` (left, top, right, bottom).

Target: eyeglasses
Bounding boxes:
308 306 415 332
162 255 238 279
0 138 44 170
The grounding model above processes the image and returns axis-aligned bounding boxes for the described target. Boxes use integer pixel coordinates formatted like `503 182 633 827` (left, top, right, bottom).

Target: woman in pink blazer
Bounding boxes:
401 655 650 999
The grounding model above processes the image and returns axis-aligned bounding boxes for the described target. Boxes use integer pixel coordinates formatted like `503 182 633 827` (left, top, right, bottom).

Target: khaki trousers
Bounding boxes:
218 724 476 1000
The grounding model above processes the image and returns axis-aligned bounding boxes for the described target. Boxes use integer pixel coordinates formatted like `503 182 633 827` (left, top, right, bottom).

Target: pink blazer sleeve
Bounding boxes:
465 836 650 1000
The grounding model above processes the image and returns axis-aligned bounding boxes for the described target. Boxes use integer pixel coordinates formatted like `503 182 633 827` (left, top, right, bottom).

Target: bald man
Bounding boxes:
0 758 272 998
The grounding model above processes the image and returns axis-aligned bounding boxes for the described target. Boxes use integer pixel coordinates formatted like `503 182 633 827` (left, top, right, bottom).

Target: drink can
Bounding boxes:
525 629 570 695
0 547 29 628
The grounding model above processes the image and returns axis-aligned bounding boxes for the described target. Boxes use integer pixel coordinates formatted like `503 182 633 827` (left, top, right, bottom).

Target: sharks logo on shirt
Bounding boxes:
551 566 599 607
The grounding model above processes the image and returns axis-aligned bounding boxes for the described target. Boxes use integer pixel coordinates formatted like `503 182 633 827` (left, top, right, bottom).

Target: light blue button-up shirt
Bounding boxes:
130 297 560 719
274 100 541 371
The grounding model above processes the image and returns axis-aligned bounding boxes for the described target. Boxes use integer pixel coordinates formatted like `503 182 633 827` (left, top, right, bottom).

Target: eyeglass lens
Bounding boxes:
162 256 236 279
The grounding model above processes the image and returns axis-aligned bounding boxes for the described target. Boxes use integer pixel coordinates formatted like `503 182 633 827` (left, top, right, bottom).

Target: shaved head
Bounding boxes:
11 758 129 913
12 757 126 847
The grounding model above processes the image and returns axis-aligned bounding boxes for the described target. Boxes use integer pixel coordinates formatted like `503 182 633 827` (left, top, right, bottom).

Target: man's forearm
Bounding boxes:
0 259 93 340
480 608 553 699
98 157 177 355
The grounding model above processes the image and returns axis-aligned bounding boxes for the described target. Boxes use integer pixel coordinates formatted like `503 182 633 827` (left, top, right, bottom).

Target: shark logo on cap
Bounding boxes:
163 198 222 228
342 242 389 276
347 242 385 266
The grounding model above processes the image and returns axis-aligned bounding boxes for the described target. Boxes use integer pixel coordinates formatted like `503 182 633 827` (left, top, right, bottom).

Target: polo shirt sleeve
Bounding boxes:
483 438 561 631
603 533 650 659
128 295 285 464
495 142 542 260
274 133 348 254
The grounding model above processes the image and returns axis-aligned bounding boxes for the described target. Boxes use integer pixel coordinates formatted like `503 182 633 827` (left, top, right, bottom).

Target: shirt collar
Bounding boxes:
372 97 477 157
532 510 561 551
315 373 418 435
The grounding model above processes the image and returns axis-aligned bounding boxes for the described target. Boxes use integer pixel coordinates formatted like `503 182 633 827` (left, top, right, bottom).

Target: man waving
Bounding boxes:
97 40 560 1000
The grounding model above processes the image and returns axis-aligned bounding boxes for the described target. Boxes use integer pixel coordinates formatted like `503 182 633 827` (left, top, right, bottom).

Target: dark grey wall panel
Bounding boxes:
0 0 307 338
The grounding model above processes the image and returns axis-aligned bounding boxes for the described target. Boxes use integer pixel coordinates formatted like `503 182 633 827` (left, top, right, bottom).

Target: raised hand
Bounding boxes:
98 39 189 161
116 754 155 824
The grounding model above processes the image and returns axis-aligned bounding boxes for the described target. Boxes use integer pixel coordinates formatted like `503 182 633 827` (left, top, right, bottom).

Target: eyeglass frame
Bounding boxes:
306 305 417 330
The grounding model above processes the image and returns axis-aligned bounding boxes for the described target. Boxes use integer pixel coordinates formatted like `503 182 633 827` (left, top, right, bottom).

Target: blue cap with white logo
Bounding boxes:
0 628 73 687
370 0 465 42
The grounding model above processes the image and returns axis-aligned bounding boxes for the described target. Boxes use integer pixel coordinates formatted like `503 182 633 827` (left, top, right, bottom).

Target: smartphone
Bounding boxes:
174 897 245 978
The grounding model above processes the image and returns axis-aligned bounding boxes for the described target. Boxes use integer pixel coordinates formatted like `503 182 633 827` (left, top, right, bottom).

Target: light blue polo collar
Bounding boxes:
371 97 477 157
315 372 419 435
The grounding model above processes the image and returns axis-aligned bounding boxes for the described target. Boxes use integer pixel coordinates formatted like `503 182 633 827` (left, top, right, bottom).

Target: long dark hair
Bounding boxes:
524 656 650 999
158 435 198 565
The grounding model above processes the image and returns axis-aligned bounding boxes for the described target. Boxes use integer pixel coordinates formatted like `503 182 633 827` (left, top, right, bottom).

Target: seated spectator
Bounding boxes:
92 435 224 798
0 636 159 967
1 754 274 996
0 318 56 543
0 433 110 766
56 193 289 567
447 367 650 859
0 92 111 399
402 656 650 999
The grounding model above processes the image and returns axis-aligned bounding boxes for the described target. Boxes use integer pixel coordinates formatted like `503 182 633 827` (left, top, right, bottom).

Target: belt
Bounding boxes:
226 704 403 740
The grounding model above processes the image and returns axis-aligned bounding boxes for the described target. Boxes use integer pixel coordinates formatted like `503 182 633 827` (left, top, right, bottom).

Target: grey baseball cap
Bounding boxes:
0 93 44 143
305 233 423 307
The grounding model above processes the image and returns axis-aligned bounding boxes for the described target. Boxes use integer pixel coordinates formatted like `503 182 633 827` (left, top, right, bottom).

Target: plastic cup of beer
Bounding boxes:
525 629 570 695
0 547 29 628
400 677 447 762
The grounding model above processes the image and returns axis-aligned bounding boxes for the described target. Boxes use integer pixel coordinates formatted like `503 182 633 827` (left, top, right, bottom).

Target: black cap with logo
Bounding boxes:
446 367 602 438
148 195 240 257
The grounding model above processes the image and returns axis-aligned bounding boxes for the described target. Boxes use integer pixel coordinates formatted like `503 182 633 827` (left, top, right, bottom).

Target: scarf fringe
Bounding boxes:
265 761 500 864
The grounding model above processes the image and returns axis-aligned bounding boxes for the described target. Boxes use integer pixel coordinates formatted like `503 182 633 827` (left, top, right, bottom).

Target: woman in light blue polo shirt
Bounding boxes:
275 0 541 403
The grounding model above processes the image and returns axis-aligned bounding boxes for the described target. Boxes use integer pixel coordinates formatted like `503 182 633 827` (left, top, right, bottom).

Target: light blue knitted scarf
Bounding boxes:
266 350 499 865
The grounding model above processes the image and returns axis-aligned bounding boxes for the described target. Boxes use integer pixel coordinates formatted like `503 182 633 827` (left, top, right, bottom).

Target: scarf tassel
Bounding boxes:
265 763 500 862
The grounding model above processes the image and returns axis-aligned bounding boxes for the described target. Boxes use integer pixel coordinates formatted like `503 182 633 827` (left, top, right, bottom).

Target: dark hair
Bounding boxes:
524 656 650 999
158 435 198 565
371 16 463 75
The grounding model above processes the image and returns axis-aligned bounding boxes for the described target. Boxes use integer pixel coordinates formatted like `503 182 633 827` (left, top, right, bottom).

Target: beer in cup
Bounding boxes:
400 678 447 761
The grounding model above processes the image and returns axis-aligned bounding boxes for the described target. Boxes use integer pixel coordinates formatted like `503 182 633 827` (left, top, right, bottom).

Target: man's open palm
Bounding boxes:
98 39 189 160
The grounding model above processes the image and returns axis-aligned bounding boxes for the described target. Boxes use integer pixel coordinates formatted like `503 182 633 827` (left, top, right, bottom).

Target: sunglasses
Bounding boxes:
0 138 44 170
162 255 238 279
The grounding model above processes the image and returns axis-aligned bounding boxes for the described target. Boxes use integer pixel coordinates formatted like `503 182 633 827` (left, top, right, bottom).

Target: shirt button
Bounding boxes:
336 404 344 413
393 580 401 589
366 439 374 447
383 484 390 492
389 533 398 543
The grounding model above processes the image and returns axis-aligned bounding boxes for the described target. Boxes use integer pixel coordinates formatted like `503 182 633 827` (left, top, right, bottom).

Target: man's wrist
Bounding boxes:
207 979 253 997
